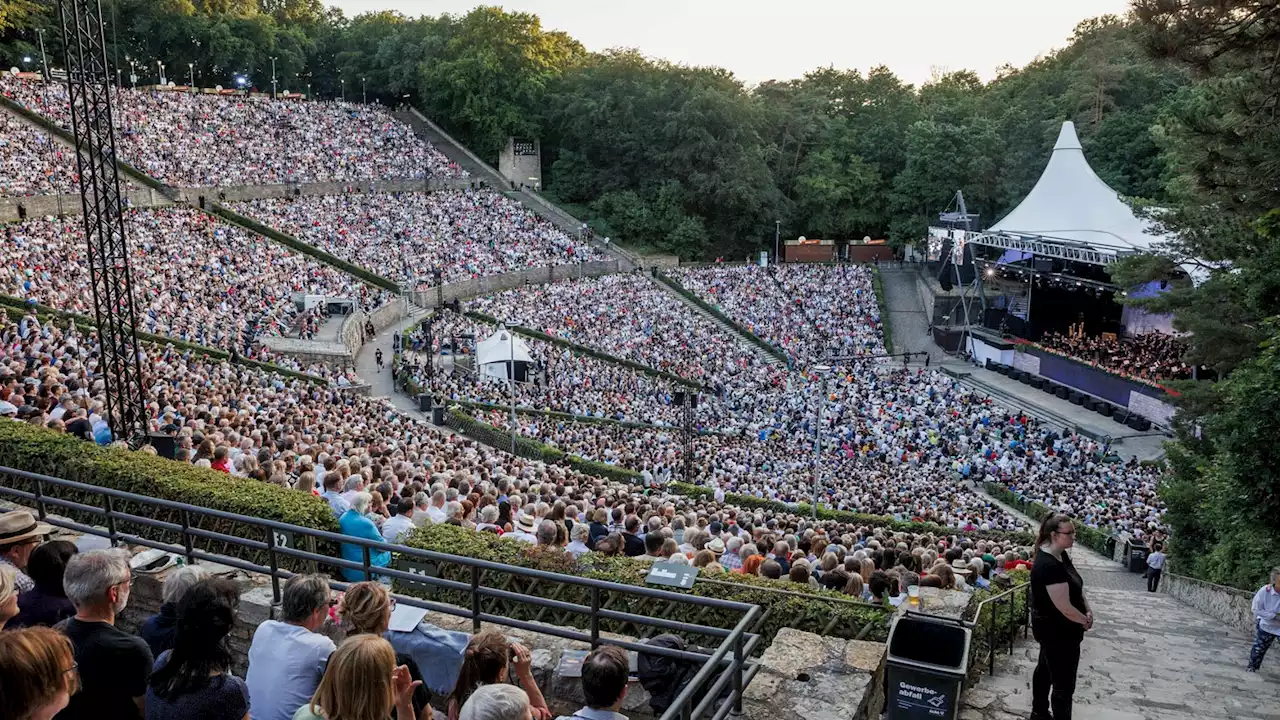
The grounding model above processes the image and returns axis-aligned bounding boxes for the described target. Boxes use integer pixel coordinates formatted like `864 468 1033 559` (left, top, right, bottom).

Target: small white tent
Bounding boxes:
989 121 1164 253
476 327 535 382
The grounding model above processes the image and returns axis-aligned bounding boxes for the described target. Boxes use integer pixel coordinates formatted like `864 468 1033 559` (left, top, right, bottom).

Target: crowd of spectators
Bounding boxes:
1039 329 1191 382
231 191 605 286
1 207 388 375
0 110 79 196
1 75 464 187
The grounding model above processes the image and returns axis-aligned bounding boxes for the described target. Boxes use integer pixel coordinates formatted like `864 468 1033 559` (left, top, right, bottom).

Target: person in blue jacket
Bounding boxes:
339 492 391 583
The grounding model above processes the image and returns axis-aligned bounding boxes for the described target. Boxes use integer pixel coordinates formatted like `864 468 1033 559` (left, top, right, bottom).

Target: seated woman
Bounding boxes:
294 635 421 720
447 631 552 720
11 540 78 629
339 582 432 720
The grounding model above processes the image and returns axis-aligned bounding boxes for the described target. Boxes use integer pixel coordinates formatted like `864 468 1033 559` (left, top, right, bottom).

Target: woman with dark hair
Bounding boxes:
496 500 513 533
145 576 249 720
446 631 550 720
1029 513 1092 720
10 540 77 628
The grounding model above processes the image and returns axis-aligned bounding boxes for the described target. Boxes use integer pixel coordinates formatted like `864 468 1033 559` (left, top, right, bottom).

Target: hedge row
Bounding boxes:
398 523 892 647
464 310 700 389
0 421 338 567
983 483 1115 557
0 95 172 196
0 294 324 385
654 271 792 367
208 202 402 293
445 406 644 484
668 481 1036 545
870 265 895 355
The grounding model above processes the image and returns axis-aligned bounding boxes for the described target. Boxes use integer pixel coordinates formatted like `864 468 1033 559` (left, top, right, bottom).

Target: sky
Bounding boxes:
330 0 1133 87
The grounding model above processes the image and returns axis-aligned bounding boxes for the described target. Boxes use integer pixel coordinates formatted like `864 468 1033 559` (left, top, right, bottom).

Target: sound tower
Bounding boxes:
936 241 977 292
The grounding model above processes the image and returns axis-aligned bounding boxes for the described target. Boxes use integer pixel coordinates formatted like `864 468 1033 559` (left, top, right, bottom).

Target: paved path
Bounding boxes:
352 304 439 425
963 495 1280 720
879 266 944 363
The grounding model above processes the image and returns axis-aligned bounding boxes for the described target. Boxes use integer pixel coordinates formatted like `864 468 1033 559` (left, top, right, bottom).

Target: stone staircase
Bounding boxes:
650 275 787 369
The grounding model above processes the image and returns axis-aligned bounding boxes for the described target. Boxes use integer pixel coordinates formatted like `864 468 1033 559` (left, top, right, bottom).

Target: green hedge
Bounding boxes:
870 265 895 355
984 483 1115 557
669 482 1036 545
465 310 700 389
397 523 892 647
0 294 324 385
208 203 402 293
0 421 339 567
444 406 643 484
655 271 792 367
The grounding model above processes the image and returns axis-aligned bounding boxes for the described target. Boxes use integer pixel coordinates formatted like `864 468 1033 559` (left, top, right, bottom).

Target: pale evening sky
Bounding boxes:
329 0 1133 87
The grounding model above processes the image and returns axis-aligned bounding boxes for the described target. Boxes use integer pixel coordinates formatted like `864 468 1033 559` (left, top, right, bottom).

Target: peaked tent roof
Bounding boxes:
988 122 1164 253
476 327 534 367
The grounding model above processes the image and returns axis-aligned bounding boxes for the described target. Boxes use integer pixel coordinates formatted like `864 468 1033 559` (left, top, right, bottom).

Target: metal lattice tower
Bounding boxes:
57 0 148 444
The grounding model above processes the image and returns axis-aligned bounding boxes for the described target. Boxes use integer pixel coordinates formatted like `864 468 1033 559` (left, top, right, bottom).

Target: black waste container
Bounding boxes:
885 613 970 720
431 404 446 426
1125 539 1149 573
418 394 433 412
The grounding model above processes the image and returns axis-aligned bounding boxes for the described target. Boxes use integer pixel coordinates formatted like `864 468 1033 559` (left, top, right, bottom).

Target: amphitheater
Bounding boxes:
1 70 1277 720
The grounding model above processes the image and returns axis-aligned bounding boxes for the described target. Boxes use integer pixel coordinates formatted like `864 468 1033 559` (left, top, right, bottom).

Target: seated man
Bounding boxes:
246 574 336 720
558 645 631 720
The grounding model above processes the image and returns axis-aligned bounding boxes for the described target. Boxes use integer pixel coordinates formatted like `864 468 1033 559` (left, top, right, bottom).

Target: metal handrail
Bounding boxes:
0 466 760 720
965 581 1031 680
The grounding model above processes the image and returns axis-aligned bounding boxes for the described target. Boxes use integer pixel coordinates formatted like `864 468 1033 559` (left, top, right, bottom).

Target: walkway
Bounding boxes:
879 266 944 363
352 304 438 424
963 496 1280 720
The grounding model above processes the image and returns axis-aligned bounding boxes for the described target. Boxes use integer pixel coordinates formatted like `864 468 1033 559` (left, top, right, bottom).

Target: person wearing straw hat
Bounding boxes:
951 558 974 592
707 538 726 559
507 512 538 544
0 510 53 594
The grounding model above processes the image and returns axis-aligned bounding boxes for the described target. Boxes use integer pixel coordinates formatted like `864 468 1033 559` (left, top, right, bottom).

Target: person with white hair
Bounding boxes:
339 492 391 582
566 523 592 557
139 564 210 656
458 682 534 720
59 548 152 720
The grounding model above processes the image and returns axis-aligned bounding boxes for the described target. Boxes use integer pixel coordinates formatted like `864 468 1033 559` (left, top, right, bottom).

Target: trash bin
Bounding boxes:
431 405 446 426
885 612 970 720
418 394 433 412
1125 539 1149 573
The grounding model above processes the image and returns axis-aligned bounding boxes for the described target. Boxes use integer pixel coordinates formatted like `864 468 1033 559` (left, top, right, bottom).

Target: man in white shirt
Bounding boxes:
381 499 417 544
425 489 448 524
1248 566 1280 672
246 574 336 720
1145 544 1166 593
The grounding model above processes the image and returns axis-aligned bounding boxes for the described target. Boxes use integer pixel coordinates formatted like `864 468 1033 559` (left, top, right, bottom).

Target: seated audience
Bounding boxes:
11 540 77 628
145 576 249 720
339 582 432 720
293 634 422 720
558 645 631 720
246 574 337 720
460 684 535 720
0 626 80 720
140 564 210 657
448 631 551 720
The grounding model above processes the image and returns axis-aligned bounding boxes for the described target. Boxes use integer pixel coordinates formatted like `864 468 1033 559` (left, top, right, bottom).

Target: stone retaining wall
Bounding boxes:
1161 572 1258 636
409 261 625 308
0 186 175 222
179 177 474 206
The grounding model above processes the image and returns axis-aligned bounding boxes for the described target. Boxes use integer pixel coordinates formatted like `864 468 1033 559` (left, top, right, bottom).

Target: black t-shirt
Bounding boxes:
1030 549 1086 638
57 618 154 720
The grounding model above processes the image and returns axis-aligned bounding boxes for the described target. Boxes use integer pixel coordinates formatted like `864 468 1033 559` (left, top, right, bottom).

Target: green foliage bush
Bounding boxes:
653 272 792 367
983 483 1114 557
398 523 892 647
963 568 1031 685
0 422 339 567
465 310 700 388
670 482 1035 545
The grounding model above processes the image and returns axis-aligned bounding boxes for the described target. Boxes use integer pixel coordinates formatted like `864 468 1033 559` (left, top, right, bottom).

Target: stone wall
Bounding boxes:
1161 572 1258 636
742 628 886 720
409 261 625 308
179 177 474 206
0 186 174 222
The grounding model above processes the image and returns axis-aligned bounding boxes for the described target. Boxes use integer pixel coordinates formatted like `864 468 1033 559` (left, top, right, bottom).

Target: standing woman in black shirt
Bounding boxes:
1029 513 1092 720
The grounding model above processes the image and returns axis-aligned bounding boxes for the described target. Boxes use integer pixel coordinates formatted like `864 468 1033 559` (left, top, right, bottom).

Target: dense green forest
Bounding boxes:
2 0 1278 587
1 1 1185 258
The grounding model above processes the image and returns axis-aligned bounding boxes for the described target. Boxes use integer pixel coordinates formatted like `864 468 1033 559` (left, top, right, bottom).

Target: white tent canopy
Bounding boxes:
476 327 534 381
989 121 1164 253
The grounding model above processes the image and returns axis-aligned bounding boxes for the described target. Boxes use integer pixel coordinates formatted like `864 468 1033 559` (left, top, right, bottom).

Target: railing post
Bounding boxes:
731 631 744 717
470 565 482 634
362 545 373 582
590 587 601 648
104 494 118 546
180 509 195 565
987 599 995 676
32 477 47 520
1008 596 1015 656
265 527 282 615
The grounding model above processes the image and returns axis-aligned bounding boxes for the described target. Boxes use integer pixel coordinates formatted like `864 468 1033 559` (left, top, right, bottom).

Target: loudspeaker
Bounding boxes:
936 239 954 291
674 391 685 407
147 432 176 460
673 392 699 408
